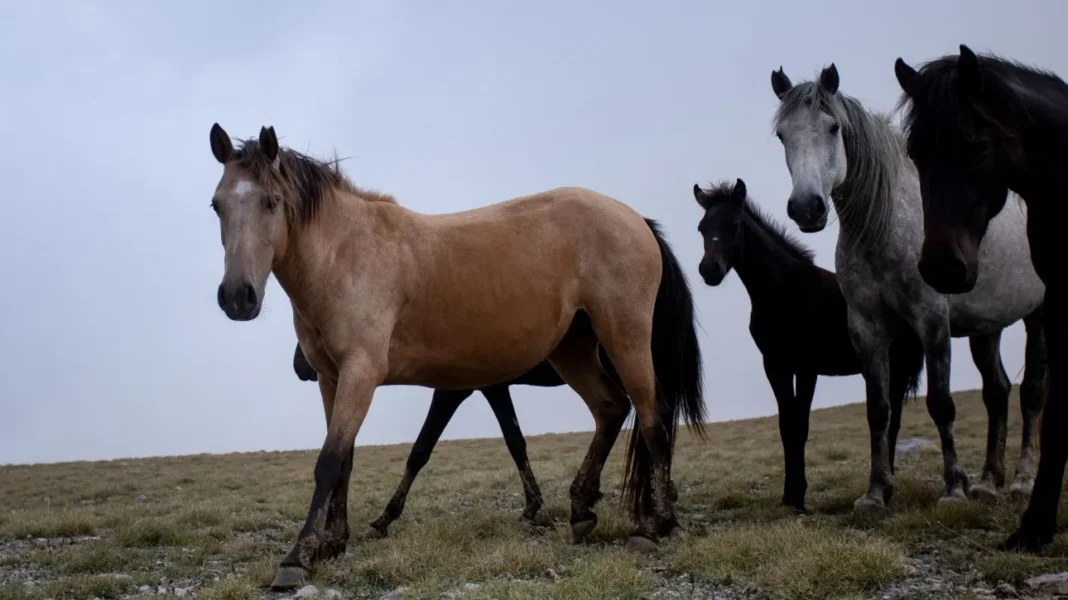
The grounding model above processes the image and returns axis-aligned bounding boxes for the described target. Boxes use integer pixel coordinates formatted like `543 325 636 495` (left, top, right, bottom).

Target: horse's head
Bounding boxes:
896 45 1017 294
208 123 291 321
771 64 847 233
692 179 746 286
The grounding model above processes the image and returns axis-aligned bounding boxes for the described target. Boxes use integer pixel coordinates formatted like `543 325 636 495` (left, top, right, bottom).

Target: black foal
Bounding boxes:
693 179 924 512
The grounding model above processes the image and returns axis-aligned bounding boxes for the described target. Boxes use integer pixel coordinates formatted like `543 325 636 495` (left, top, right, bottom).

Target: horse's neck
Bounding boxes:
1017 92 1068 200
272 197 392 320
733 220 796 301
833 122 916 253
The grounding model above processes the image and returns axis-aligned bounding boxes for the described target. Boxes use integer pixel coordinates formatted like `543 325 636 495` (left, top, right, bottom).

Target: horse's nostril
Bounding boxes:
786 202 798 220
242 283 258 308
811 196 827 218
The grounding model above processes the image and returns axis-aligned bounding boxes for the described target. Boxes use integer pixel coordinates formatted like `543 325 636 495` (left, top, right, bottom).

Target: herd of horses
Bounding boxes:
205 44 1068 588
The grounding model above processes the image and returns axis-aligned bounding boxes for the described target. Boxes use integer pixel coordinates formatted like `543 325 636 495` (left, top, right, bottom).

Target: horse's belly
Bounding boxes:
384 294 577 389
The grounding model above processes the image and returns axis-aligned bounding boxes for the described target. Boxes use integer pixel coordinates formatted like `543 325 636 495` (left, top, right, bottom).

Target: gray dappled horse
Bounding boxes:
770 64 1047 510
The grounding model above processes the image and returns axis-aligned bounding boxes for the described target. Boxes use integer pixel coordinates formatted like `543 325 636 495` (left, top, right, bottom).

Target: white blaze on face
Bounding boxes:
233 180 256 198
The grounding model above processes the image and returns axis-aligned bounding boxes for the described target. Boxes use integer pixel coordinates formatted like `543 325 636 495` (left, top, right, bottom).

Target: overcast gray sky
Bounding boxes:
1 1 1064 465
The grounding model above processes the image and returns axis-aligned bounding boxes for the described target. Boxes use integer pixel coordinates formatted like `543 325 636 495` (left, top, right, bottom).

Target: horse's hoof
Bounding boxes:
570 518 597 544
785 503 809 516
362 525 387 540
270 566 308 590
1001 525 1053 553
853 494 887 514
939 488 969 504
520 516 541 533
968 482 999 504
625 535 658 553
1010 480 1034 500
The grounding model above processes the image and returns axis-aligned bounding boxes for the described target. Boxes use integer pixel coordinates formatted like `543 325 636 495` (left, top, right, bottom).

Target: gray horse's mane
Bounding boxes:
775 81 909 249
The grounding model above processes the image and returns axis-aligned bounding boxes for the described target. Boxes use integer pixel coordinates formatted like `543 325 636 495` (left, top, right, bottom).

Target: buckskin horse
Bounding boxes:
207 123 705 587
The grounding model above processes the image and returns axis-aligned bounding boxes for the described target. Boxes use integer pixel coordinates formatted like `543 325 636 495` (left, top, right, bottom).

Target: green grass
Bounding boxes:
2 385 1068 599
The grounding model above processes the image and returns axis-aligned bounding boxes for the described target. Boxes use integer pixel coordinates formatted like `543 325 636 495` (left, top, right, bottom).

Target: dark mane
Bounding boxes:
897 50 1068 145
701 181 816 264
232 138 395 227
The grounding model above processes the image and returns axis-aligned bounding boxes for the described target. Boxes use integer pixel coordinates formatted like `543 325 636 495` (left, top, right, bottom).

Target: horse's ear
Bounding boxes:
957 44 982 94
693 183 708 208
259 126 280 163
210 123 233 164
771 67 793 100
894 58 919 98
732 178 747 202
819 63 840 95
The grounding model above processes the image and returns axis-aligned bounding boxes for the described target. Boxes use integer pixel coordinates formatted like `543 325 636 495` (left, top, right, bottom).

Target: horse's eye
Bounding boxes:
210 199 219 213
829 123 840 135
775 132 784 142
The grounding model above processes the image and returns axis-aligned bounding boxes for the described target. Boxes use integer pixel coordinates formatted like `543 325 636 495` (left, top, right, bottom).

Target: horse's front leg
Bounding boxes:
1012 307 1048 498
763 361 802 512
968 331 1010 503
365 389 471 539
848 308 895 512
917 315 970 502
272 358 381 589
790 371 817 513
1006 290 1067 552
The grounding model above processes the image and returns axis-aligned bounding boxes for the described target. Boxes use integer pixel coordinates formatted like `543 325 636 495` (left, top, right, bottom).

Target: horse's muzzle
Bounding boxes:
699 260 726 286
918 236 978 295
786 194 828 233
218 280 262 321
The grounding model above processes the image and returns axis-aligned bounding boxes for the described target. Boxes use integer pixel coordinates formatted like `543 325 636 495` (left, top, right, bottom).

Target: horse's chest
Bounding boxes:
1027 209 1062 290
748 299 856 375
748 312 814 361
299 332 337 381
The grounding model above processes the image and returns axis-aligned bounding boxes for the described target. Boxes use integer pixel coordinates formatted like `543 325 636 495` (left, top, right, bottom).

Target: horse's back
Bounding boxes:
385 187 660 389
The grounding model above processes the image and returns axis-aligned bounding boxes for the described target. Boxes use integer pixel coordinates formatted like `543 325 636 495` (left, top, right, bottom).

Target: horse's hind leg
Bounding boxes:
1012 307 1048 498
594 330 676 545
547 325 630 544
968 331 1011 503
483 385 544 525
364 389 472 539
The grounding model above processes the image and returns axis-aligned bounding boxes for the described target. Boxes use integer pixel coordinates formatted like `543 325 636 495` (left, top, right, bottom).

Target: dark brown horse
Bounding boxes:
693 178 924 512
294 345 555 534
293 346 680 538
207 123 705 587
895 44 1066 551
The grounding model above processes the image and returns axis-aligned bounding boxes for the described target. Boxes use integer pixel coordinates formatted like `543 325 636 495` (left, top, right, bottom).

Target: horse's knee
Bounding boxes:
925 391 957 425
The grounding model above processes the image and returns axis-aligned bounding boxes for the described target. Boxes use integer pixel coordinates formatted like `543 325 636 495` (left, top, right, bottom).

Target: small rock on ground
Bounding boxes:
295 585 320 599
1025 572 1068 596
895 438 937 459
378 587 407 600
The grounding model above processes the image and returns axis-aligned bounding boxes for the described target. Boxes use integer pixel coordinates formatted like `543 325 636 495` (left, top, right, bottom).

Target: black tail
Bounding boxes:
621 219 707 521
888 332 924 403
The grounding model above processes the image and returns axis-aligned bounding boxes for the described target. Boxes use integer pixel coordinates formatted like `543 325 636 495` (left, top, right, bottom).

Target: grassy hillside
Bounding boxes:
3 387 1068 599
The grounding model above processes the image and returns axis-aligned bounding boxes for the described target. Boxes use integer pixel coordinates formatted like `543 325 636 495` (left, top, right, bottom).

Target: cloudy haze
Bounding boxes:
1 0 1064 465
